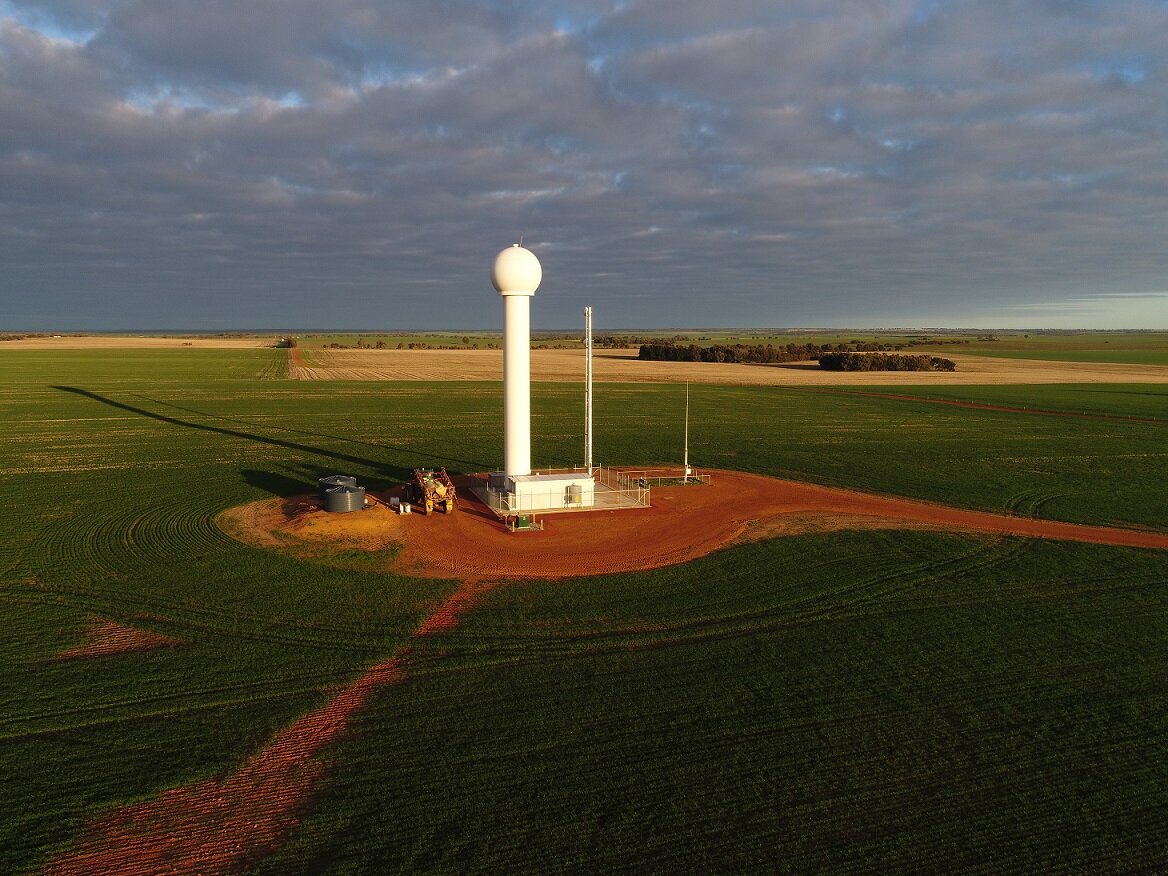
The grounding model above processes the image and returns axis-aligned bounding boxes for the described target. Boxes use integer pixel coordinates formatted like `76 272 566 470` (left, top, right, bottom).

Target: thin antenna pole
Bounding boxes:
585 306 593 475
683 382 689 483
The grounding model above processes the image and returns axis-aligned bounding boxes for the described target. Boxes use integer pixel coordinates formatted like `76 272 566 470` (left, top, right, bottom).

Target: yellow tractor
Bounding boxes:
409 467 457 514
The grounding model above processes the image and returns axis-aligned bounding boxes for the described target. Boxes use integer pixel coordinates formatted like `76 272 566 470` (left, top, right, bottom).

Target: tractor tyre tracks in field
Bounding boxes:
36 471 1168 873
800 387 1168 425
6 489 419 654
45 578 499 876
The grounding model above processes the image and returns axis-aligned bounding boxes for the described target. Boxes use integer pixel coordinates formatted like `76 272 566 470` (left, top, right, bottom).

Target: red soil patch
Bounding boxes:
47 578 493 876
415 579 494 636
56 617 182 660
391 470 1168 579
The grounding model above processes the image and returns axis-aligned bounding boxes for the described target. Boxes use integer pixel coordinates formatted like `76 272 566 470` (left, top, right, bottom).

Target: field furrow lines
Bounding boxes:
3 350 1167 873
0 681 340 741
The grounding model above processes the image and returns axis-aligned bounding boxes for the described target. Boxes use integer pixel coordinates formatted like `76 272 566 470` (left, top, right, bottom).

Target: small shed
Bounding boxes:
509 473 596 512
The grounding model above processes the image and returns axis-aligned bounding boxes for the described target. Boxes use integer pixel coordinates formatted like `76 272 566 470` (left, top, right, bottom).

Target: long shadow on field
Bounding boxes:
242 469 312 497
127 393 492 473
54 386 416 481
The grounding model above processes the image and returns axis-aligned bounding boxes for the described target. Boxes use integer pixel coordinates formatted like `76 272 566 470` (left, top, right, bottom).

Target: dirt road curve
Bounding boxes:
392 471 1168 579
46 579 494 876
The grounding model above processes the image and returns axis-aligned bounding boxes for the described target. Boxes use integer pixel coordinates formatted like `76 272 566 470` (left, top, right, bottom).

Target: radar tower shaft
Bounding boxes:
585 306 593 475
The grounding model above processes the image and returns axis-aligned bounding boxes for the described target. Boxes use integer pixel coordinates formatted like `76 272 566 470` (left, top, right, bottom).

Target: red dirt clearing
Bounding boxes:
391 470 1168 579
46 579 494 876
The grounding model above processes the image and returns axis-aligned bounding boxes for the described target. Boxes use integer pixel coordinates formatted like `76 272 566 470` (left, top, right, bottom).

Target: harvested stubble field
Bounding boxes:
1 343 1167 873
288 345 1168 385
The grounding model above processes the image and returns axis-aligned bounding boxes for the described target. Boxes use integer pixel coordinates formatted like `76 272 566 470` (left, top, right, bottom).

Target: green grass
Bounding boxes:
260 532 1168 873
1 347 1166 872
975 348 1168 365
917 331 1168 365
632 382 1168 531
810 384 1168 419
609 329 1168 365
0 347 287 386
0 349 454 871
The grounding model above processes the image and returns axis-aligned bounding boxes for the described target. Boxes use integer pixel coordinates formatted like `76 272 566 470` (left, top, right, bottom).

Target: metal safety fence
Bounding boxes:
612 468 710 490
479 465 652 517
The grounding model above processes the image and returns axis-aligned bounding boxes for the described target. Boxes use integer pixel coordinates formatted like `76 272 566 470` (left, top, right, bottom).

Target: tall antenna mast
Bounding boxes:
683 381 690 483
584 306 593 475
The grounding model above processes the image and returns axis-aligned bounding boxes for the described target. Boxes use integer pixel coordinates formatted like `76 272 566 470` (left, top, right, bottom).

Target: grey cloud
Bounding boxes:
2 0 1167 330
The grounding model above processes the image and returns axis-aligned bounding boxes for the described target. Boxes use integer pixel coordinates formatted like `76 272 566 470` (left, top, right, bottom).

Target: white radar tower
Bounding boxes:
491 244 542 478
584 305 593 475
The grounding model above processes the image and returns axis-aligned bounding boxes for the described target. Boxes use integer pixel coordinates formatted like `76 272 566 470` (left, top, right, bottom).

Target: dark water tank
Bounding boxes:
323 485 366 513
318 475 357 500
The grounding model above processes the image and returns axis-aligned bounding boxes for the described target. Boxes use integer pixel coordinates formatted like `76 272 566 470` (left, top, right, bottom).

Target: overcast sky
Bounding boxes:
2 1 1167 331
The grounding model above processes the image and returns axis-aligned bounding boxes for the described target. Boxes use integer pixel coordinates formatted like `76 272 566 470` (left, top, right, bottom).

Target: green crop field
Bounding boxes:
916 331 1168 365
1 348 1167 872
633 329 1168 365
260 533 1168 874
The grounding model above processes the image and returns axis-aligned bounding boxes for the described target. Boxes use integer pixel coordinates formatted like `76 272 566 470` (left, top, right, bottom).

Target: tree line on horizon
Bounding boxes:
818 352 957 372
638 341 956 371
638 340 905 364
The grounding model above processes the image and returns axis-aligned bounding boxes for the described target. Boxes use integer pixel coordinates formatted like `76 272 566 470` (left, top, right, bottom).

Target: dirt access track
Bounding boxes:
222 471 1168 581
396 471 1168 577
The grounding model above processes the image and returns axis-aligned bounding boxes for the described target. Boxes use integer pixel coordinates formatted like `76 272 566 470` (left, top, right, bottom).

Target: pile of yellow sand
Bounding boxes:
218 495 401 553
283 500 400 547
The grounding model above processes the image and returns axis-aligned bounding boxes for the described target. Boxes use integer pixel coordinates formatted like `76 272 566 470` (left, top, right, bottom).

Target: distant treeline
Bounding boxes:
638 341 904 364
818 352 957 372
0 333 82 341
323 338 503 350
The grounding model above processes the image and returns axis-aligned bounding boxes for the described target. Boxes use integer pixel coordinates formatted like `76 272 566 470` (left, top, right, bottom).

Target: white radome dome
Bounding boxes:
491 244 542 295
